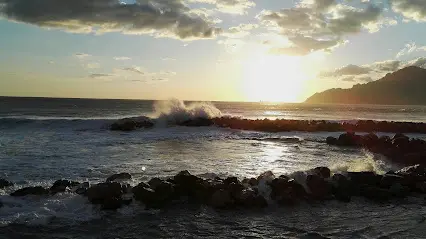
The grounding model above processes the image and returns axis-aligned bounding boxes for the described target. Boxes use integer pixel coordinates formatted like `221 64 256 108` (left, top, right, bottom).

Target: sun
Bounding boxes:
242 55 308 103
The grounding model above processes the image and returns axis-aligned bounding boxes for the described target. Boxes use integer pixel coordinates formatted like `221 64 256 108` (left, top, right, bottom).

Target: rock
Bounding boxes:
110 117 154 131
270 177 306 205
0 200 3 208
347 172 382 187
360 186 393 202
101 197 123 210
331 174 351 202
86 182 123 208
132 183 157 207
10 186 49 197
148 177 163 189
235 188 267 208
73 182 90 195
380 174 405 189
326 136 338 145
178 118 214 127
227 182 245 199
0 178 13 189
223 177 239 186
173 170 205 200
106 173 132 182
210 189 234 209
50 180 80 194
362 133 379 148
310 167 331 179
392 133 410 149
306 175 331 200
337 132 362 147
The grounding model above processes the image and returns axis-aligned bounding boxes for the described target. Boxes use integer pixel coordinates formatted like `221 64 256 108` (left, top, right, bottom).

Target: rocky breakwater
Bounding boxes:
326 132 426 165
3 165 426 210
110 116 213 131
212 118 426 133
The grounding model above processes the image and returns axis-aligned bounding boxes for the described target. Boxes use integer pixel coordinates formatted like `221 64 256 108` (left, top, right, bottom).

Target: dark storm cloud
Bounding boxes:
0 0 221 40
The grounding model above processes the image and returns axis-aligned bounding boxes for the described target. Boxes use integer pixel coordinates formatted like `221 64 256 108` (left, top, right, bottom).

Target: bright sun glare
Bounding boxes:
243 55 308 103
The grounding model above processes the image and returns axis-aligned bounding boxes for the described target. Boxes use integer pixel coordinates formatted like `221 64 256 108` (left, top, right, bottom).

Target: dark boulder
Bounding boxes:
50 180 80 194
310 167 331 179
132 183 158 207
359 186 393 202
178 118 214 127
106 173 132 182
326 136 338 145
331 174 351 202
0 178 13 189
110 117 154 131
86 182 123 209
347 172 382 187
11 186 49 197
224 176 239 186
362 133 379 147
73 182 90 195
392 133 410 149
235 188 267 208
270 177 306 205
210 189 234 209
306 175 331 200
337 132 362 147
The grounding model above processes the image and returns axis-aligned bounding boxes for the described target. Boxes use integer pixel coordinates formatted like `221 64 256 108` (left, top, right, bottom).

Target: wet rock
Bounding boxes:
0 200 3 208
235 188 267 208
86 182 123 209
331 174 351 202
132 183 157 207
326 136 338 145
306 175 331 200
11 186 50 197
50 180 80 194
337 132 362 147
0 178 13 189
310 167 331 179
210 189 234 209
270 177 306 205
173 170 205 201
360 186 393 202
110 117 154 131
347 172 382 187
148 177 163 189
178 118 214 127
106 173 132 182
224 177 239 186
73 182 90 195
392 133 410 149
380 174 405 189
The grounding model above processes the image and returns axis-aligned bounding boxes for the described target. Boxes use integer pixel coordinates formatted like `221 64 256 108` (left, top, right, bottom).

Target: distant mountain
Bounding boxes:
305 66 426 105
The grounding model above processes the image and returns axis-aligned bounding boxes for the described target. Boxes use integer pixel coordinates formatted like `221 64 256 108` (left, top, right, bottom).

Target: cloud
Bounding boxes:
89 73 114 79
222 23 258 38
320 64 371 77
114 57 131 61
0 0 221 40
370 60 401 72
396 42 418 58
257 2 393 55
390 0 426 22
269 35 343 56
188 0 255 15
74 53 91 59
86 62 100 69
162 57 176 61
122 67 144 75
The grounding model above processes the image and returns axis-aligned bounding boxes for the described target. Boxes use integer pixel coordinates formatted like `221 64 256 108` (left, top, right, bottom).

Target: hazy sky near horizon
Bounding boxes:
0 0 425 102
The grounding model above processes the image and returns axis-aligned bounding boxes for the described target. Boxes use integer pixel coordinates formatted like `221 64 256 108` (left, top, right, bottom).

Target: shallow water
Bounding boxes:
1 97 426 238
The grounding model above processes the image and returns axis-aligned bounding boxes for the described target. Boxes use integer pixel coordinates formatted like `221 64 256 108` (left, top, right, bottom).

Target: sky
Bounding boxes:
0 0 425 102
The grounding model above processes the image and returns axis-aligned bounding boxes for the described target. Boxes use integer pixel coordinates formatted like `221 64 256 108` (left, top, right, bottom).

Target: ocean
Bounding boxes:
1 97 426 238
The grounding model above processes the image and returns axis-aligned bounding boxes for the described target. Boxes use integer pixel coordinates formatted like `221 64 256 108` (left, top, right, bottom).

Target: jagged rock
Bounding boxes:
210 189 233 209
132 183 158 207
10 186 49 197
337 132 362 147
178 118 214 127
310 167 331 179
326 136 338 145
270 177 306 205
50 180 80 194
106 173 132 182
306 175 331 200
224 177 239 186
73 182 90 195
110 117 154 131
0 178 13 189
347 172 382 187
331 174 351 202
235 188 267 208
86 182 124 209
